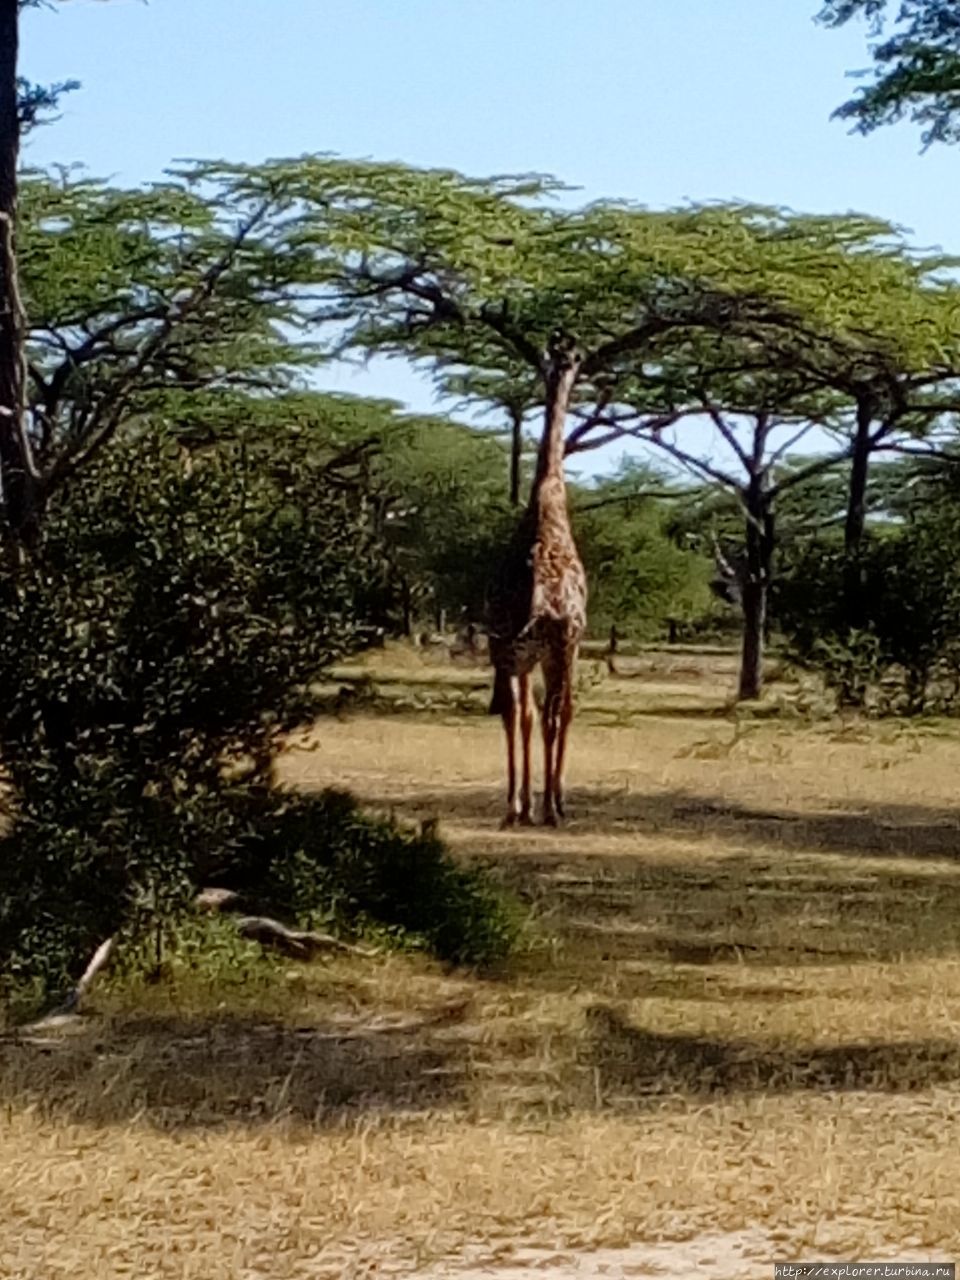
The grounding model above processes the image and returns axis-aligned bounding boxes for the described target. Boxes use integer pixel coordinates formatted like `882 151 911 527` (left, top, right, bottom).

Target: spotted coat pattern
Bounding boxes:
486 355 587 825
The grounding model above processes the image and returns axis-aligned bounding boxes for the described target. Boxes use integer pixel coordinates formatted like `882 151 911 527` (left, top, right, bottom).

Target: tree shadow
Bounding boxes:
308 675 490 721
368 782 960 863
7 997 953 1133
582 702 736 725
0 1010 468 1132
583 1003 960 1101
355 783 960 976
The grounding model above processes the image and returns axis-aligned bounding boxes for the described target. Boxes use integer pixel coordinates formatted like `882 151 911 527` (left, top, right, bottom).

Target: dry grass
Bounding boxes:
4 644 960 1276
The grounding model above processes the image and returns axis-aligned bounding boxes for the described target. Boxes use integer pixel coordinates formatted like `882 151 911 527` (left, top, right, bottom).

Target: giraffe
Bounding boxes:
487 337 588 827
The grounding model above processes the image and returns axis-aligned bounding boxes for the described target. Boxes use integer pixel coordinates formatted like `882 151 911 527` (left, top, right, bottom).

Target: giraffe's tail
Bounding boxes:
489 669 512 717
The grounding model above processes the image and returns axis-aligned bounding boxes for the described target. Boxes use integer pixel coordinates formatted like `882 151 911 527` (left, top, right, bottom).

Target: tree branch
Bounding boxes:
769 446 852 499
46 200 275 488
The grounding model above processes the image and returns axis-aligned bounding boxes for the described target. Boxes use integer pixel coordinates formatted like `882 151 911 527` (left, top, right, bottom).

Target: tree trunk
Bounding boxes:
738 485 774 702
739 582 765 701
843 393 873 631
0 1 37 547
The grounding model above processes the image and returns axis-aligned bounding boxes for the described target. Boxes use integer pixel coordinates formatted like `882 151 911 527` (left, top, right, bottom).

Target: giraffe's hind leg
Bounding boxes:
541 646 576 826
552 649 577 819
497 672 521 828
540 666 561 827
518 671 534 825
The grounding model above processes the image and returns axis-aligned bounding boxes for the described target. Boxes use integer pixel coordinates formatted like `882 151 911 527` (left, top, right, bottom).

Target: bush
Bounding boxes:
0 424 521 1007
212 788 521 968
0 424 383 997
574 467 715 642
774 487 960 714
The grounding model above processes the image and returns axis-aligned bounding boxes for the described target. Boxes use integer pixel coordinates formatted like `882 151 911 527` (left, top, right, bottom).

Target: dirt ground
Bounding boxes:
2 645 960 1277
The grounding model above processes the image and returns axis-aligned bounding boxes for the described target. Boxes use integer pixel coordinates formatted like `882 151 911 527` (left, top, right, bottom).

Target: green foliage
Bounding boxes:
110 913 284 997
16 76 79 133
8 166 318 531
0 418 381 995
819 1 960 146
206 156 950 420
775 463 960 713
377 416 515 627
199 389 516 633
573 463 714 639
213 790 521 969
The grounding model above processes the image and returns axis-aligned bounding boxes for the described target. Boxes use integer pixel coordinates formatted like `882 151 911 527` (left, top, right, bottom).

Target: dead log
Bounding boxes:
235 915 376 960
47 934 117 1016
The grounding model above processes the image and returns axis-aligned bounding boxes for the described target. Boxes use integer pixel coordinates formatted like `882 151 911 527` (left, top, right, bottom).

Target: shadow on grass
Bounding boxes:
350 783 960 972
309 676 490 721
7 999 960 1131
315 669 746 723
367 783 960 863
582 703 736 724
583 1003 960 1099
0 1010 467 1132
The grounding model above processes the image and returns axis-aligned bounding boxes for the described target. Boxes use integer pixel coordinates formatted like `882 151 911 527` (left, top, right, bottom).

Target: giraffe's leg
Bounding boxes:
518 672 534 825
499 674 520 829
552 648 577 820
540 666 562 827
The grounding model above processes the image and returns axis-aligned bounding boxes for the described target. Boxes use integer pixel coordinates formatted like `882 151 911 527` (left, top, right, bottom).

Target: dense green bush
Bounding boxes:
0 424 383 996
573 464 716 642
774 478 960 714
211 788 521 967
0 420 521 1006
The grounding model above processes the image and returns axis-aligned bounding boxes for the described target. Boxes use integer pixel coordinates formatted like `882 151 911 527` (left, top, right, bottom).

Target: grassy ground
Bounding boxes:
3 645 960 1276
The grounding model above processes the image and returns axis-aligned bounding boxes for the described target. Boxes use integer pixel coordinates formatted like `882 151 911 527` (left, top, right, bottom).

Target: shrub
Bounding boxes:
0 424 383 997
774 488 960 714
212 788 522 968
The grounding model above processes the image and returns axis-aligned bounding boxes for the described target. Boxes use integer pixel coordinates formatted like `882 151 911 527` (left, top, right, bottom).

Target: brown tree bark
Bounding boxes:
0 0 37 546
738 481 774 702
843 391 874 632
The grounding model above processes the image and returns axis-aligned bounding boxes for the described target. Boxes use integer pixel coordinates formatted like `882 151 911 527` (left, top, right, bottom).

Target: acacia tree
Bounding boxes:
1 0 99 543
0 0 27 540
554 206 960 695
819 1 960 145
2 2 324 546
0 165 331 542
22 171 311 476
207 161 824 486
589 349 848 698
753 262 960 625
251 168 960 697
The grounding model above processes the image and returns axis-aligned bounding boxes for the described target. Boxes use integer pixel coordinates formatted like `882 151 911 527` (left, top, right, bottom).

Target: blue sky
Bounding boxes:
18 0 960 478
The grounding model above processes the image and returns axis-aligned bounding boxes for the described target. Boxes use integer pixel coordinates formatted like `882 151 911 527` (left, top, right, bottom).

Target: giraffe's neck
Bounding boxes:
531 356 577 500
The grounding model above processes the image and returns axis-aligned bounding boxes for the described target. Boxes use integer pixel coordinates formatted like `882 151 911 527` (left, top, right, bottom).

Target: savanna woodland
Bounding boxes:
2 1 960 1276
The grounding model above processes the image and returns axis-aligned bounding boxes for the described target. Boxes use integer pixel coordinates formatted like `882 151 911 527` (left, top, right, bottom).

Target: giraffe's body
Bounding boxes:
487 350 587 827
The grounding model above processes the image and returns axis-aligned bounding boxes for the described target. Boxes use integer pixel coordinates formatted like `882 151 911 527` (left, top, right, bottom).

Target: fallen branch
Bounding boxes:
44 934 117 1018
235 915 377 960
